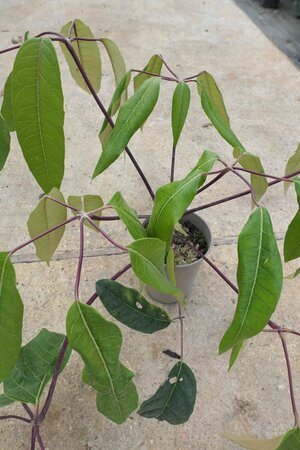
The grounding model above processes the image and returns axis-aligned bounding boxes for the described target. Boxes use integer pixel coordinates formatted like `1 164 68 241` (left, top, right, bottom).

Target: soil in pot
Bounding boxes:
172 219 208 265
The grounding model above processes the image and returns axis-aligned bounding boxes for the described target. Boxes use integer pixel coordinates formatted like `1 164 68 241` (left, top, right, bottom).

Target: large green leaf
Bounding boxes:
228 340 245 371
134 54 162 92
93 76 160 178
0 252 23 383
220 208 282 354
66 301 138 424
147 150 218 247
68 194 103 230
95 279 172 333
1 72 15 131
3 328 71 404
172 81 190 148
99 72 131 147
27 188 67 264
100 38 127 107
138 361 196 425
285 143 300 193
12 37 65 193
225 428 300 449
0 114 10 171
60 19 102 93
128 238 180 296
0 394 15 408
284 177 300 262
197 71 229 125
233 149 268 203
109 191 146 240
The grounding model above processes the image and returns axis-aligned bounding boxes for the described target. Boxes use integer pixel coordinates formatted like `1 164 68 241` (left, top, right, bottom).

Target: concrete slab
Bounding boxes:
0 0 300 448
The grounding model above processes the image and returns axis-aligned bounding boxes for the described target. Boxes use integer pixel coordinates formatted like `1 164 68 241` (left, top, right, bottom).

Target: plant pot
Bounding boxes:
260 0 280 8
145 213 213 304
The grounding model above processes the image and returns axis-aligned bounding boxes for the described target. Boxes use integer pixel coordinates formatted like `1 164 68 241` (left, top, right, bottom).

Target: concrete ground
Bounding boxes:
0 0 300 448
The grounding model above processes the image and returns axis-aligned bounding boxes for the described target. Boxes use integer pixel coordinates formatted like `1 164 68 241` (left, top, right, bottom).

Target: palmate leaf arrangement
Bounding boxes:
0 18 300 450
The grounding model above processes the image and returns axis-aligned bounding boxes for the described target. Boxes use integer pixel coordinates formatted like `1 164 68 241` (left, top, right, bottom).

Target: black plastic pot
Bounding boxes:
261 0 280 8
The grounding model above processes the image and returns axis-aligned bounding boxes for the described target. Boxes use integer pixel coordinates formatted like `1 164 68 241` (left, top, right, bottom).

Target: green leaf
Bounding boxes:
100 38 127 106
197 79 245 153
134 54 162 92
225 428 300 450
60 19 102 93
12 37 65 193
166 248 185 305
27 188 67 264
128 238 180 296
82 363 138 424
3 329 71 404
0 394 15 408
138 361 196 425
197 71 229 125
66 301 138 424
219 208 283 354
95 279 172 333
0 252 23 383
228 340 245 371
233 149 268 203
147 150 218 247
285 144 300 193
93 76 160 178
1 72 15 131
284 178 300 262
68 194 103 230
0 114 10 171
109 191 146 239
172 81 190 148
99 72 131 147
286 267 300 279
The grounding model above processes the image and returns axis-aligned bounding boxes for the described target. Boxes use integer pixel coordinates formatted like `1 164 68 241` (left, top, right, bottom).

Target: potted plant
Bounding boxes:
1 18 300 449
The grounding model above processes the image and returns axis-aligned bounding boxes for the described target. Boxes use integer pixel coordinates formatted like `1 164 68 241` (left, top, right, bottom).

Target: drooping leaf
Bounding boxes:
134 54 162 92
93 76 160 178
66 301 138 424
197 79 245 153
0 252 23 383
228 340 245 371
0 394 15 408
60 19 102 93
233 149 268 203
220 207 282 354
172 81 190 148
0 114 10 171
68 194 103 229
147 150 218 247
99 71 131 147
127 238 180 296
82 363 138 425
95 279 172 333
3 329 71 404
285 144 300 193
12 37 65 193
138 361 196 425
100 38 127 106
1 73 15 131
225 428 300 450
197 71 229 125
284 177 300 262
27 188 67 264
109 191 146 239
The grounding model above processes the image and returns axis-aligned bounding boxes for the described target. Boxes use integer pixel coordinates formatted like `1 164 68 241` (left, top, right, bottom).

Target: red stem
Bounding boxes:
86 217 127 252
74 218 85 300
0 414 31 423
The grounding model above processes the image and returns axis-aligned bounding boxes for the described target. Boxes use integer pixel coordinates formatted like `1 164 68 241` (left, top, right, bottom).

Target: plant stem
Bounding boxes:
36 431 45 450
74 218 85 300
178 303 184 361
22 403 34 419
196 169 229 195
0 414 31 423
183 70 204 81
278 331 299 427
9 216 78 256
230 168 260 207
31 426 37 450
234 167 294 182
170 146 176 182
131 69 177 82
158 54 179 80
86 217 128 252
46 195 79 212
61 38 155 200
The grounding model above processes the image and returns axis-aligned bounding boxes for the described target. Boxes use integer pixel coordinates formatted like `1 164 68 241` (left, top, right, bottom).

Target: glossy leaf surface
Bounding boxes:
27 188 67 264
93 77 160 177
138 362 196 424
172 81 190 147
220 207 282 354
197 71 229 124
96 279 172 333
133 54 162 92
109 191 146 239
12 38 65 193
